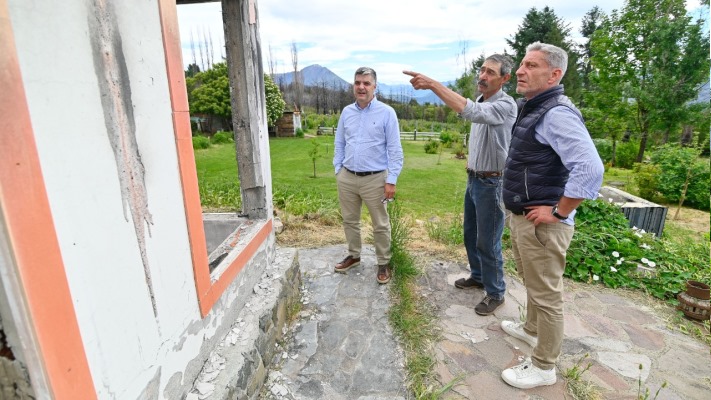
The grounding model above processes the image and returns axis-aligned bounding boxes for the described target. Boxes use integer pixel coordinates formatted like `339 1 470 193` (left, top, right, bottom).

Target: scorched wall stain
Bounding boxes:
88 0 157 317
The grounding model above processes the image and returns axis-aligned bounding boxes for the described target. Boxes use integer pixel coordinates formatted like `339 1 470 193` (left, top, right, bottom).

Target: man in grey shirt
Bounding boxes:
404 54 517 315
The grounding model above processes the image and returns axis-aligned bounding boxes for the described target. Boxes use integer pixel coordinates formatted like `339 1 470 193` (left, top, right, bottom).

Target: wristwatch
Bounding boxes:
551 205 568 220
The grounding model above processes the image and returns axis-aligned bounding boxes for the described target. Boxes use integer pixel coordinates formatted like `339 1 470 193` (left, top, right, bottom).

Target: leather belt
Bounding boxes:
466 169 502 178
345 168 384 177
509 209 529 216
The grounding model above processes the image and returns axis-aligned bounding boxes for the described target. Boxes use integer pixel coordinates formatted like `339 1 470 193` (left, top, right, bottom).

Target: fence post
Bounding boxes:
414 129 417 141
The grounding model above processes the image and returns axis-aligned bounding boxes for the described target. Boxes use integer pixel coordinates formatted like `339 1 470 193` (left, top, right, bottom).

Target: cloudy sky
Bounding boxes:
177 0 705 85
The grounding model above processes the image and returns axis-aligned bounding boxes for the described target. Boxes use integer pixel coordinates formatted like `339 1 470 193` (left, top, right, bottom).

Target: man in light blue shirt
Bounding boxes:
333 67 404 284
500 42 604 390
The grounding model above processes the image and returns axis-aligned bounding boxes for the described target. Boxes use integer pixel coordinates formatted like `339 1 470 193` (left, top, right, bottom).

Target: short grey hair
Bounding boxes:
354 66 377 84
485 54 514 76
525 42 568 77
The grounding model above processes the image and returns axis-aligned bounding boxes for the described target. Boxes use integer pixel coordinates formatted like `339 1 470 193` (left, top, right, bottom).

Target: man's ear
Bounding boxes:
549 68 563 84
502 73 512 83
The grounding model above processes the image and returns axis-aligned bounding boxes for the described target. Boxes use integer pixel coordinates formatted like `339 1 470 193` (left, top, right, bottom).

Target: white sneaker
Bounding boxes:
501 358 556 389
501 320 538 347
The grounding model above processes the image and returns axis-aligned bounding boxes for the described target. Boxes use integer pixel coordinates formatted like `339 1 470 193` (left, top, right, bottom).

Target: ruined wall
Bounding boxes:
4 0 275 398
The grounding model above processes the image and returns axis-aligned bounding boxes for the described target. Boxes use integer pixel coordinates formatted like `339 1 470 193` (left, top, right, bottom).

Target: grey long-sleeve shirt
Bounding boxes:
458 89 517 172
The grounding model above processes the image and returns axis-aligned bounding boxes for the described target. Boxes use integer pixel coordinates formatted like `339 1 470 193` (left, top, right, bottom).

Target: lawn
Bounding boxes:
195 136 470 218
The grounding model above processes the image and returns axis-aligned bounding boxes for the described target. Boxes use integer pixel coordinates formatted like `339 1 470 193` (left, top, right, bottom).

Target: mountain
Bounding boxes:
272 64 350 90
272 64 448 105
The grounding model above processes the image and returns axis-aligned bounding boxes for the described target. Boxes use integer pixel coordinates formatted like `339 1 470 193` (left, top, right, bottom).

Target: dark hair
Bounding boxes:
354 67 377 84
485 54 514 76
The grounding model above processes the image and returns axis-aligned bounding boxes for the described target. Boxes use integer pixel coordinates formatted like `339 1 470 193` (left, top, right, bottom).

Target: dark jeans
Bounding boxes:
463 175 506 300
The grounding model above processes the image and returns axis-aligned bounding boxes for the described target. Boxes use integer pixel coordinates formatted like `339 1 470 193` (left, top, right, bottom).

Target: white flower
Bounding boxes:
640 229 646 234
632 226 638 231
593 274 600 281
634 232 643 238
610 266 618 272
640 243 651 250
612 251 620 258
616 259 623 265
648 261 656 267
609 197 614 203
641 258 649 264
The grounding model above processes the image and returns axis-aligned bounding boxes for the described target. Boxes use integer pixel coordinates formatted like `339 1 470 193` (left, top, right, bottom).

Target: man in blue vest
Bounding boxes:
404 54 517 316
500 42 604 389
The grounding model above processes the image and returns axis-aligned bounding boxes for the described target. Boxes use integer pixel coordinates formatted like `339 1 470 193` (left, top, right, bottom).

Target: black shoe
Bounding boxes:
454 277 484 290
475 295 505 315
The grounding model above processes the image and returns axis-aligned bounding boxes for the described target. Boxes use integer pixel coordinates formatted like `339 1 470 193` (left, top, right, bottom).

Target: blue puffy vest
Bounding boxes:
503 85 583 214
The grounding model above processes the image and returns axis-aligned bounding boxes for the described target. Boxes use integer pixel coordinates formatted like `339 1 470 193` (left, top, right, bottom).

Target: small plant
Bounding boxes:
562 353 601 400
295 127 305 138
211 131 232 144
424 139 440 154
425 215 463 245
308 139 321 178
637 364 667 400
192 135 210 149
452 141 466 159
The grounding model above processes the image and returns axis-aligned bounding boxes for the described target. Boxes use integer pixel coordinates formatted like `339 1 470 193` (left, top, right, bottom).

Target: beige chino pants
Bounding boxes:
509 213 574 370
336 169 391 266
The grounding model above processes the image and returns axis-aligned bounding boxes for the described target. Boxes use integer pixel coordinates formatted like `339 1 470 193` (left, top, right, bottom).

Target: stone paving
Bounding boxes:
261 244 711 400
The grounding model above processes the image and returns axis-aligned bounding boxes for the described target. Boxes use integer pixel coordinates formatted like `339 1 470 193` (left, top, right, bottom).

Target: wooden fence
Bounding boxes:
316 127 441 141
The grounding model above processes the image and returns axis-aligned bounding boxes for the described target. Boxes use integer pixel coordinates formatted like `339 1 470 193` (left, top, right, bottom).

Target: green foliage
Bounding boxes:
211 131 232 144
198 179 241 210
590 0 710 162
649 144 710 210
632 162 661 201
614 141 640 169
452 141 466 159
505 6 582 102
426 215 464 246
438 131 461 148
192 136 210 149
566 199 709 301
264 74 286 127
423 139 440 154
307 139 321 178
272 186 340 225
295 128 305 138
187 63 231 119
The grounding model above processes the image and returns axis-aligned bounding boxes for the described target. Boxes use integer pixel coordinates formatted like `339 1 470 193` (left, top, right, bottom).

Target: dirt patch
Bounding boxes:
664 207 710 237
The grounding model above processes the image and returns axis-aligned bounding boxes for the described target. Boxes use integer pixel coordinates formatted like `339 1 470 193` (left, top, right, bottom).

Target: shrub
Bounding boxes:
632 162 661 201
424 139 440 154
452 141 466 159
211 131 232 144
649 144 710 210
614 141 640 169
192 136 210 149
439 131 460 148
295 128 305 138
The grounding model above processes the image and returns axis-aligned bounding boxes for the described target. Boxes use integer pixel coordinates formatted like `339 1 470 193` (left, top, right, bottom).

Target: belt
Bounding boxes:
509 209 529 216
344 168 384 177
466 169 502 178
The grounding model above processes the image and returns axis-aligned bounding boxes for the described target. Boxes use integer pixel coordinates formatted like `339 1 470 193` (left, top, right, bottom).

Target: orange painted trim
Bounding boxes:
202 219 273 314
158 0 272 318
0 1 97 398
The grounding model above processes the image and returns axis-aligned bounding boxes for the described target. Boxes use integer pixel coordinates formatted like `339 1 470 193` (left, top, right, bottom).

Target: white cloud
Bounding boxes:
177 0 698 85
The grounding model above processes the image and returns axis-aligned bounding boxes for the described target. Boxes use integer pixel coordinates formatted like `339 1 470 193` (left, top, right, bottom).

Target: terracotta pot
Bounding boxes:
686 280 710 300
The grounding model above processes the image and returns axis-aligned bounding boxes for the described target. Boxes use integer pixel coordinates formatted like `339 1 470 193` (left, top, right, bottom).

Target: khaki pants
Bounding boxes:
509 214 574 370
336 169 391 265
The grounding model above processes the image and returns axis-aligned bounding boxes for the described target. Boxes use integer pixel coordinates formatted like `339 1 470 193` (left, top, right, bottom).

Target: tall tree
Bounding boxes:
290 41 302 111
506 6 582 102
578 6 605 107
590 0 710 162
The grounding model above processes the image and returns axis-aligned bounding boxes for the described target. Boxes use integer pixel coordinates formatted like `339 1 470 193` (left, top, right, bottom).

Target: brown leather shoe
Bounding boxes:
377 263 392 284
334 255 360 273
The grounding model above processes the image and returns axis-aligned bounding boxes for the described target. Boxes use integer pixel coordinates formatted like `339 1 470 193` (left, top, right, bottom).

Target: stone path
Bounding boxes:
261 245 711 399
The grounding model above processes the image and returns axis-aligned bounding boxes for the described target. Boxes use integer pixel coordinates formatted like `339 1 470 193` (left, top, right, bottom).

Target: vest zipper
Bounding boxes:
524 167 530 200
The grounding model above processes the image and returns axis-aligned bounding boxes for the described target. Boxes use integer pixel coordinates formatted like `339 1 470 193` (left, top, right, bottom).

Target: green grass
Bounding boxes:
196 136 468 217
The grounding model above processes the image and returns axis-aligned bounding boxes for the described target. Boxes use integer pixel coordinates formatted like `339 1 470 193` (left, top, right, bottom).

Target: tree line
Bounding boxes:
185 0 709 165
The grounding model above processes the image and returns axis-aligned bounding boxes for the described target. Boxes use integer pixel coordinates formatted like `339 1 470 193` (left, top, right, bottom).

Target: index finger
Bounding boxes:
402 70 418 77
